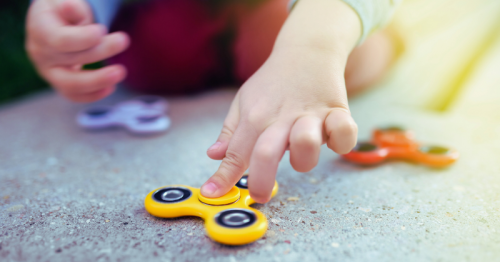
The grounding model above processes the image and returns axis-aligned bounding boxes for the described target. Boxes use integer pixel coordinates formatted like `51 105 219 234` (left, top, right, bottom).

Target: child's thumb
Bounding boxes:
57 0 94 25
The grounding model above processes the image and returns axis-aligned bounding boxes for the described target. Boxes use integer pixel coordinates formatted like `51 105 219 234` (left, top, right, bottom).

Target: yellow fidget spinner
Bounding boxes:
144 175 278 245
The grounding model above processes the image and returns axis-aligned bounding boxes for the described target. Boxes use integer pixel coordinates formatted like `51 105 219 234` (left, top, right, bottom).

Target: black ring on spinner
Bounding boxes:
235 175 249 189
215 209 257 228
353 142 378 152
419 145 450 155
152 187 192 204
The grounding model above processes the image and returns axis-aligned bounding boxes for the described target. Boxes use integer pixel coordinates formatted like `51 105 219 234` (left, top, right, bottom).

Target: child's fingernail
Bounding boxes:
201 182 217 196
208 142 222 151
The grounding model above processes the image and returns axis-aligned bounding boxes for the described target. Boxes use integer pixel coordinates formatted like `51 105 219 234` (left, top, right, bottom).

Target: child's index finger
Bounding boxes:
201 122 260 199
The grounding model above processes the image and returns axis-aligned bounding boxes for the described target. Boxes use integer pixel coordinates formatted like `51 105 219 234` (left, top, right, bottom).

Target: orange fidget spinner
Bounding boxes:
342 126 459 167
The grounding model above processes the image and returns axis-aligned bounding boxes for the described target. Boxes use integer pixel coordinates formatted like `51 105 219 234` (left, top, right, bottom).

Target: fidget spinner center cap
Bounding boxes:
198 186 240 205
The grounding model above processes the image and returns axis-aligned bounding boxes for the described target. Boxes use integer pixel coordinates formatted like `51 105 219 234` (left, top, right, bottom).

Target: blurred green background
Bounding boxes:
0 1 48 105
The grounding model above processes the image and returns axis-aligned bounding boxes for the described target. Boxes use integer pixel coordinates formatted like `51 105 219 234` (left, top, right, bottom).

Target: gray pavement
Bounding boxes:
0 89 499 262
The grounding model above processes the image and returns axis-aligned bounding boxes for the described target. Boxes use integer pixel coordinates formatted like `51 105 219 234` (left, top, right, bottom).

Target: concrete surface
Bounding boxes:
0 89 499 262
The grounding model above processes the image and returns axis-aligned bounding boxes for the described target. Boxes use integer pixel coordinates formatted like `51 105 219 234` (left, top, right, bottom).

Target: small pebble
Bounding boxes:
331 242 340 248
287 197 300 201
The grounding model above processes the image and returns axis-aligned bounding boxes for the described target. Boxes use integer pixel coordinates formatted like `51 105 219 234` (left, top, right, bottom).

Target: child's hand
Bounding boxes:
26 0 129 102
201 0 362 203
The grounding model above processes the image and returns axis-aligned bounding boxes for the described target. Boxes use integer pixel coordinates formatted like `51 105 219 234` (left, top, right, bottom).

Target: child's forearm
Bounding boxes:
274 0 361 62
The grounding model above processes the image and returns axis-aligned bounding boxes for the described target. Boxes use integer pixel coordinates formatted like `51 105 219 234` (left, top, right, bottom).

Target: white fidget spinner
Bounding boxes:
77 96 171 135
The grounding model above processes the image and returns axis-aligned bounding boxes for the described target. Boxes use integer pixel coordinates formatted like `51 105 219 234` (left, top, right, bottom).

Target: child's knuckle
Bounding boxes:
213 173 232 187
222 150 245 170
246 109 267 127
219 125 234 138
